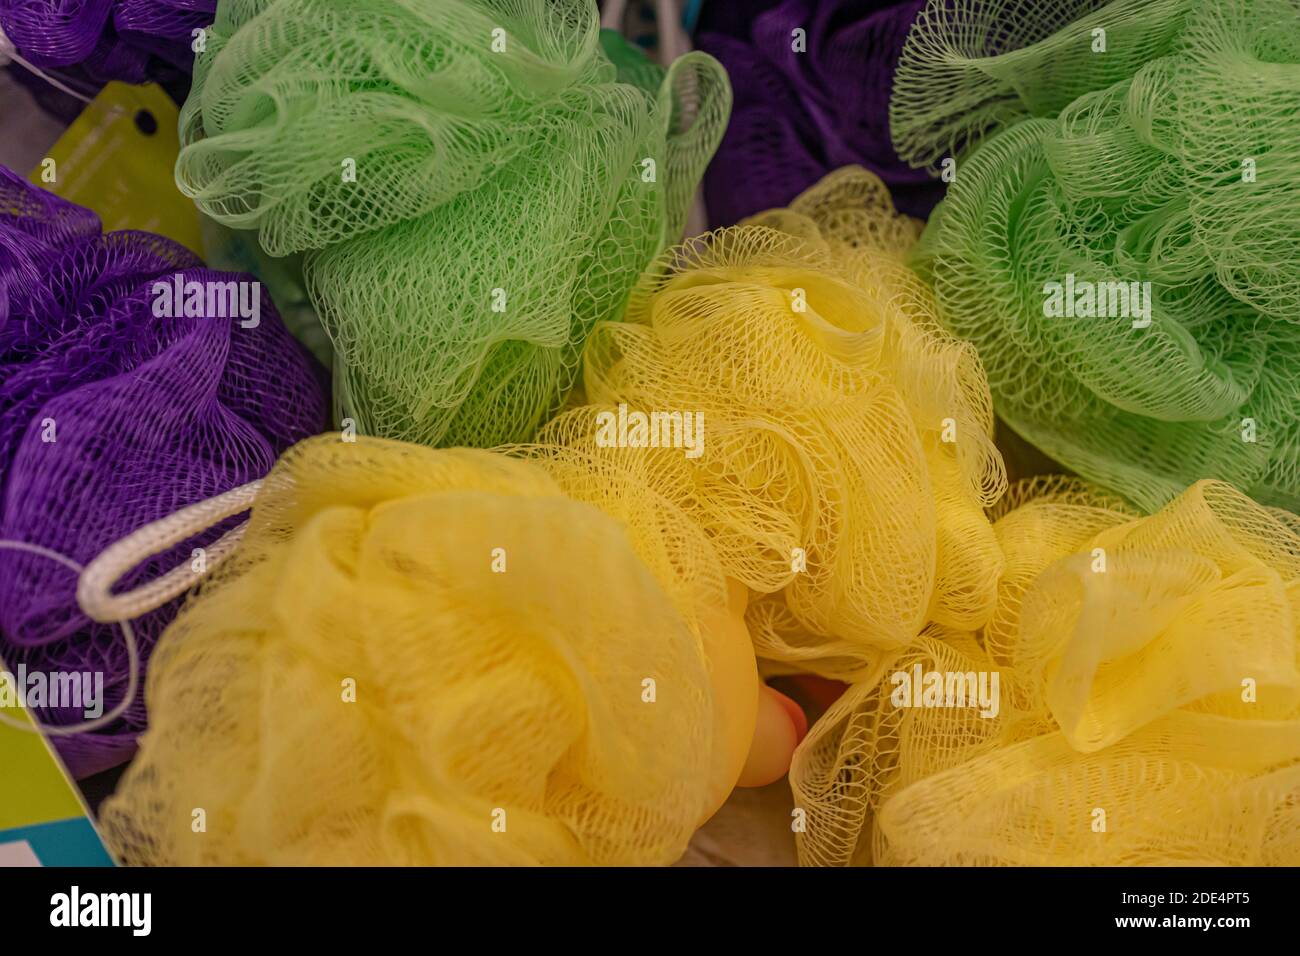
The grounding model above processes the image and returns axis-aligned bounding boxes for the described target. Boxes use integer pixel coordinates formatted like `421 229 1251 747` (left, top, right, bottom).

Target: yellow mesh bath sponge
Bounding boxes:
791 477 1300 866
99 435 757 865
536 167 1007 679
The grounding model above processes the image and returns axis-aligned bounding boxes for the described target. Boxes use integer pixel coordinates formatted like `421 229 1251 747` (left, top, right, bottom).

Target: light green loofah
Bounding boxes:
893 0 1300 512
177 0 730 447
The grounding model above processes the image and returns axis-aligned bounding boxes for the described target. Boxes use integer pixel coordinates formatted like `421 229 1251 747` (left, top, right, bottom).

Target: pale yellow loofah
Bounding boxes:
537 167 1007 680
792 478 1300 866
99 435 756 865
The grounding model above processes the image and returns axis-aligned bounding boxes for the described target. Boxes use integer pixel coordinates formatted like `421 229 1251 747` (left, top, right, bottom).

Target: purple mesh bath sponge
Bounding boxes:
696 0 943 224
0 0 215 85
0 166 327 777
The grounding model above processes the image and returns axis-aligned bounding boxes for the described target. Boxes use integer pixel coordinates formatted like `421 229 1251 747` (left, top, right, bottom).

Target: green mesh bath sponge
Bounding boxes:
892 0 1300 512
176 0 730 447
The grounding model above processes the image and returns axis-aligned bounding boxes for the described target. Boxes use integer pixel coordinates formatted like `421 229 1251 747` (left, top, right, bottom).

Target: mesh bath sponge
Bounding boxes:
534 167 1007 679
892 0 1300 512
791 477 1300 866
697 0 943 225
175 0 729 448
0 0 214 83
0 167 326 777
99 435 750 865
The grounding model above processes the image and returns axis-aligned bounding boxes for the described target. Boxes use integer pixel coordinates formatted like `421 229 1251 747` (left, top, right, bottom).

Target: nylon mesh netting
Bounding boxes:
791 477 1300 866
532 167 1007 681
696 0 943 225
0 167 327 777
95 168 1013 863
891 0 1300 512
175 0 730 448
98 435 755 865
0 0 214 82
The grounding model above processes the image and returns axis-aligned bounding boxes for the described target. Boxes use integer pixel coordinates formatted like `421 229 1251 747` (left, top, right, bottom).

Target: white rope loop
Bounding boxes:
0 482 261 736
76 479 263 624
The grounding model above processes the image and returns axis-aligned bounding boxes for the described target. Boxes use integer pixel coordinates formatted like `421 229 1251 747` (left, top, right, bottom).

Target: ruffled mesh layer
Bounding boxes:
99 435 741 865
792 477 1300 866
0 167 327 776
533 167 1007 680
697 0 943 224
175 0 730 448
893 0 1300 511
0 0 214 82
98 167 1013 862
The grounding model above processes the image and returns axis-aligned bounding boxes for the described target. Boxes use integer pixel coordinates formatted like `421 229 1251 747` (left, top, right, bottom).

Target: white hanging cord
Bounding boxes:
77 479 263 624
0 24 96 105
0 480 262 736
0 540 138 734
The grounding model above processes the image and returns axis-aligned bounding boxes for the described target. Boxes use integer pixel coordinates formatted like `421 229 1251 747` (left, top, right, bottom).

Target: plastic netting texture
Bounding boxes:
697 0 943 225
792 476 1300 865
893 0 1300 512
175 0 730 449
99 435 748 865
0 0 215 82
534 166 1007 681
0 167 327 777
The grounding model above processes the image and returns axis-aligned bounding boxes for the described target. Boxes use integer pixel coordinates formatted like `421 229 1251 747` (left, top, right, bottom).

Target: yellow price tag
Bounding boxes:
28 81 201 255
